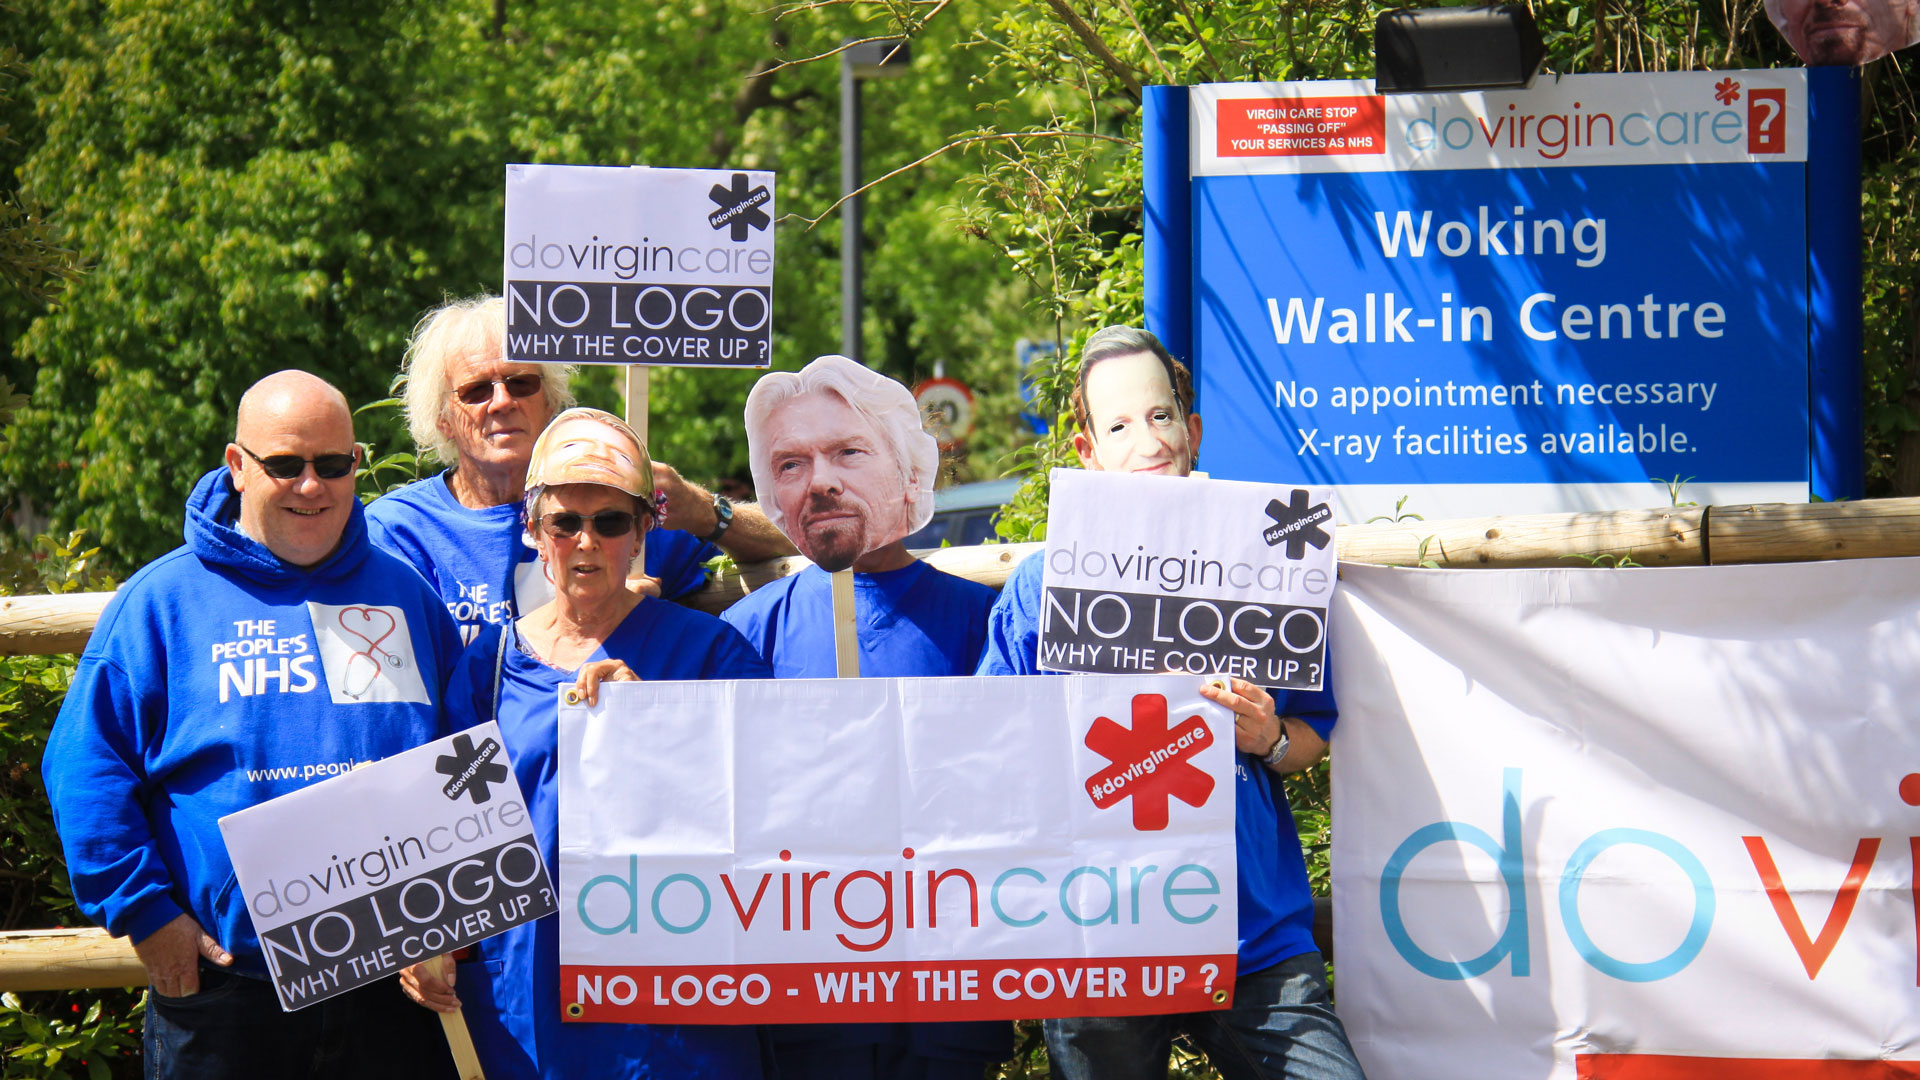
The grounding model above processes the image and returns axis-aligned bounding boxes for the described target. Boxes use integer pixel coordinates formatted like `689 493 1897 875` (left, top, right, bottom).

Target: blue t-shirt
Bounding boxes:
367 471 720 643
977 551 1336 973
722 560 1010 1065
447 600 771 1080
720 561 996 679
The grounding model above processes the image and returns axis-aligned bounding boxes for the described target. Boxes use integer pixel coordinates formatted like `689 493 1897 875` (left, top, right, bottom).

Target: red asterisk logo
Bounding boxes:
1714 78 1741 105
1084 694 1216 831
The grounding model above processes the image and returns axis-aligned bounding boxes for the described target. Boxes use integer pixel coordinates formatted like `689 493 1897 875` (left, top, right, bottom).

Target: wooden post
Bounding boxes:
0 927 143 991
428 953 486 1080
0 593 111 656
623 364 650 445
832 569 860 677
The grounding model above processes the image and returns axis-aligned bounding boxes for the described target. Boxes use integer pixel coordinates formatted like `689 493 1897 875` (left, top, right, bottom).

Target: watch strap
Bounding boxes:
1260 725 1290 767
702 493 734 545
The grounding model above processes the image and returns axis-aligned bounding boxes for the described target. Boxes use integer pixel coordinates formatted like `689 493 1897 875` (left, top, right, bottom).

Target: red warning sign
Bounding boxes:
1215 96 1386 158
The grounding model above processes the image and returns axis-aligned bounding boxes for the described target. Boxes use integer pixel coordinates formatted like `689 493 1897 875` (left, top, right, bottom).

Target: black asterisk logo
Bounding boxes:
707 173 771 241
436 734 510 805
1261 489 1333 560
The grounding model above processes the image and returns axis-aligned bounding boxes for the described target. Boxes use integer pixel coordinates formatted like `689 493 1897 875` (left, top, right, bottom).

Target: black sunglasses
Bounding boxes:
239 444 358 480
538 510 639 539
455 373 544 406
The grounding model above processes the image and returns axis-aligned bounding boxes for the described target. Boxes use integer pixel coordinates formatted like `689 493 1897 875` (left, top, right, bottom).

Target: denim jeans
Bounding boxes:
144 964 455 1080
1043 952 1366 1080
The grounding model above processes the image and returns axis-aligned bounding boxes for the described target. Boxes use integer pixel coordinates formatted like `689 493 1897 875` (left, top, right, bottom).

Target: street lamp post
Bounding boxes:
839 38 910 365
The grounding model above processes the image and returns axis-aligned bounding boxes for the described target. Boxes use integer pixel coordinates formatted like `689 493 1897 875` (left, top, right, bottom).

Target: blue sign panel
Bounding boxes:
1161 73 1840 521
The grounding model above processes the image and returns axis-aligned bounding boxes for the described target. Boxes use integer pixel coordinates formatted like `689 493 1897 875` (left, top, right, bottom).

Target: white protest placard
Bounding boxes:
1039 469 1338 688
555 676 1238 1024
504 163 774 367
1330 558 1920 1080
219 723 556 1011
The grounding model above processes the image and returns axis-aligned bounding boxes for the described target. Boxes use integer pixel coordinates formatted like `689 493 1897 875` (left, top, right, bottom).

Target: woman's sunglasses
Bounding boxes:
538 511 639 539
455 373 544 406
239 444 358 480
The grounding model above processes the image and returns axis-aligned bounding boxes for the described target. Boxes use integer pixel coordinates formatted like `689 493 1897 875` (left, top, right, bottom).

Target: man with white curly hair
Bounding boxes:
368 295 792 643
724 355 1011 1075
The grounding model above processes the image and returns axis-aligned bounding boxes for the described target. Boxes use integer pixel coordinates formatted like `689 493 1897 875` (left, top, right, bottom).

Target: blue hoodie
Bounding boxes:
43 468 464 977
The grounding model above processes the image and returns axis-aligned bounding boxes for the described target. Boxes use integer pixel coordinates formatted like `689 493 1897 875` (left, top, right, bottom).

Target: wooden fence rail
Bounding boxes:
5 495 1918 990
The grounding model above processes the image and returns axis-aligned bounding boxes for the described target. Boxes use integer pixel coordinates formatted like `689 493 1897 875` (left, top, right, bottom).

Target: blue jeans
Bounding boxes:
1043 952 1365 1080
144 963 455 1080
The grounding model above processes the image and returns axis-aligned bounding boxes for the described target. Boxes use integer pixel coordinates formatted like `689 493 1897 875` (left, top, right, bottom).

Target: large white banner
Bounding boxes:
1040 470 1337 688
556 676 1238 1024
1330 559 1920 1079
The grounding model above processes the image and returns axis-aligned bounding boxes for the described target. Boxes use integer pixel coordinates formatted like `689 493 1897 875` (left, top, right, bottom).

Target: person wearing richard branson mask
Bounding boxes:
976 327 1367 1080
722 355 1010 1077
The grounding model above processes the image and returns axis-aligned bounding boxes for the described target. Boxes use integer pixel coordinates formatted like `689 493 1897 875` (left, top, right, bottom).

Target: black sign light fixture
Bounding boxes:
1375 5 1547 93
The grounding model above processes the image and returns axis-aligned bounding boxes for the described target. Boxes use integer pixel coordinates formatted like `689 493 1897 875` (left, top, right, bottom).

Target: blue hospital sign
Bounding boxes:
1184 73 1814 520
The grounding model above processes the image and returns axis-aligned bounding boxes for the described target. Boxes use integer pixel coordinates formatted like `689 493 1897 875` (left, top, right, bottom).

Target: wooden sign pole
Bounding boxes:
623 364 651 444
832 569 860 678
429 953 485 1080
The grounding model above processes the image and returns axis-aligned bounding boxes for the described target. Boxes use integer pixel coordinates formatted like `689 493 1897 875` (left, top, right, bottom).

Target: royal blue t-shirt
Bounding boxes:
977 551 1336 974
367 471 720 643
447 600 771 1080
720 561 996 679
722 560 1010 1066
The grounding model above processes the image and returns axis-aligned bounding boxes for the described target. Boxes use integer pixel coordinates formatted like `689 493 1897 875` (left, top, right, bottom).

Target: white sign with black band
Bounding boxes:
219 722 556 1011
1039 470 1339 689
504 163 776 367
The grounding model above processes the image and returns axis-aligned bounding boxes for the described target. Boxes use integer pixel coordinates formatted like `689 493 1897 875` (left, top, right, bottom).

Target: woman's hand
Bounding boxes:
400 955 460 1013
575 659 639 705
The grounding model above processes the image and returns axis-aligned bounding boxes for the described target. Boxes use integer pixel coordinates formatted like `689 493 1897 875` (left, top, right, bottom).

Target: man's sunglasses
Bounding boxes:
239 444 359 480
455 373 544 406
538 510 639 539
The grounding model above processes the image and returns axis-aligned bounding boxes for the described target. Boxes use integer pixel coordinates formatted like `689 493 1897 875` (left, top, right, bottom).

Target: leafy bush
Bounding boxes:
0 532 144 1079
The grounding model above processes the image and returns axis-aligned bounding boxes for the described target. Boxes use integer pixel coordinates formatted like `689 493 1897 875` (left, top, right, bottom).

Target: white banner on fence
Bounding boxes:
1039 470 1337 689
1330 559 1920 1080
555 676 1238 1025
219 723 556 1011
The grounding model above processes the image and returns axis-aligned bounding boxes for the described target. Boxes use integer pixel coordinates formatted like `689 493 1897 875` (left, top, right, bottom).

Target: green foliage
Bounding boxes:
1365 495 1424 525
0 991 143 1080
2 0 1059 569
0 535 141 1080
1649 475 1698 508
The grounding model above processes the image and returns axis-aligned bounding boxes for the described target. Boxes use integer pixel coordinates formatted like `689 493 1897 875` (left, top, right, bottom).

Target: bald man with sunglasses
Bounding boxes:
44 371 464 1078
368 296 792 644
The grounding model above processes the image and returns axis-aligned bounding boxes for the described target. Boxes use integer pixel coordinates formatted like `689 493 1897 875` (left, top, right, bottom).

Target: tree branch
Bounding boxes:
1043 0 1143 101
781 130 1135 229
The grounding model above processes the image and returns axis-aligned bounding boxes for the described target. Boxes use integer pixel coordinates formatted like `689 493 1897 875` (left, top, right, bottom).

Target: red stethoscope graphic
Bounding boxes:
335 606 404 698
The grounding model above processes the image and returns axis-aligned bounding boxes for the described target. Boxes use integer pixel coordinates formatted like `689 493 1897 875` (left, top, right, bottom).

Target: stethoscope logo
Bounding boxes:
335 606 404 698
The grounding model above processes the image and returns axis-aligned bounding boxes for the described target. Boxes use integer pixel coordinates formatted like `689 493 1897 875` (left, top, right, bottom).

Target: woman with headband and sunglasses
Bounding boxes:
399 407 773 1079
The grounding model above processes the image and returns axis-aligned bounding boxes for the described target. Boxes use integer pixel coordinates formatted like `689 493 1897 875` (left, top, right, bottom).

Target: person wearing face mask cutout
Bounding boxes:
976 327 1367 1080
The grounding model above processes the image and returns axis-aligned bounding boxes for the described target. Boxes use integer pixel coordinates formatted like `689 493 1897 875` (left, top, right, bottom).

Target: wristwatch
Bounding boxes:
1260 725 1291 768
702 494 734 545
